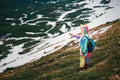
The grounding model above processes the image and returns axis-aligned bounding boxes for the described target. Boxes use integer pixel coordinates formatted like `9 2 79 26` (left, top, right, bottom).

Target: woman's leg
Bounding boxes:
85 53 89 65
84 52 90 69
85 56 89 68
79 48 85 68
80 55 85 68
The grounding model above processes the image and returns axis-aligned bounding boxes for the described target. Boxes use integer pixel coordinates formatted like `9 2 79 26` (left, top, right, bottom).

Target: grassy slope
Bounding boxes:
0 19 120 80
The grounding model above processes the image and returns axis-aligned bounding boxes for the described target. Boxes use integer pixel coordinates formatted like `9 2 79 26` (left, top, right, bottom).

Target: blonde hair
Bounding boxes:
80 24 85 28
80 24 89 36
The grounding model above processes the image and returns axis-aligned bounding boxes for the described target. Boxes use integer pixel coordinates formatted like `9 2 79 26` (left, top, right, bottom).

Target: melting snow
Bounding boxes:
6 18 14 20
60 24 68 33
57 9 78 21
89 25 112 38
0 41 3 45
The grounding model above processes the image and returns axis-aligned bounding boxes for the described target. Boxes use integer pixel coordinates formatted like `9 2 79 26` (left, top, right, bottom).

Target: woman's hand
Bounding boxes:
69 33 74 37
80 52 84 56
80 49 84 56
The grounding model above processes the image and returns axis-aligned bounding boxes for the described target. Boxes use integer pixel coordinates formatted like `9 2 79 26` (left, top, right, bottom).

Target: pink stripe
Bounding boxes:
87 52 91 58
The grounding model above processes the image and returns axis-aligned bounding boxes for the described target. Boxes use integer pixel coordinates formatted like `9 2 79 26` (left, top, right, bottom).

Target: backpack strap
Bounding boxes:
82 36 89 43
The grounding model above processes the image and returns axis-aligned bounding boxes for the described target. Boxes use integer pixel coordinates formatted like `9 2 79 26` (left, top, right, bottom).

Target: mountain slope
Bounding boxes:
0 19 120 80
1 0 120 72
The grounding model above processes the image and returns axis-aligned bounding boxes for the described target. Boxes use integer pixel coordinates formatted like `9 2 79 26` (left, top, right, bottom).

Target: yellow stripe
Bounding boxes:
80 55 85 67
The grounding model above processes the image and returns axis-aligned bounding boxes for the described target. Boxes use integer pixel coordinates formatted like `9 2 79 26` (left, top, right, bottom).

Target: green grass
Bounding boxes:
0 45 11 60
0 19 120 80
0 0 90 27
0 24 51 37
18 40 40 54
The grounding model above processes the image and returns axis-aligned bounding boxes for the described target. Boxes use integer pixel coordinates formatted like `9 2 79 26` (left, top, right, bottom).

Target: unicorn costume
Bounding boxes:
74 25 90 68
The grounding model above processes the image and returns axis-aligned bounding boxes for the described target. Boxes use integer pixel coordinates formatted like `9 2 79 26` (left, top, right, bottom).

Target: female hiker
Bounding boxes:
69 24 90 71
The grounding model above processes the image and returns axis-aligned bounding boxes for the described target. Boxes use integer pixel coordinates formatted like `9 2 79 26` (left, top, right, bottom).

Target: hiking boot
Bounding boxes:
77 67 84 71
84 66 88 69
84 64 88 69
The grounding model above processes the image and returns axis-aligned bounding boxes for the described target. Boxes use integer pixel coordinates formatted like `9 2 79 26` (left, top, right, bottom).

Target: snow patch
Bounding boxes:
11 23 16 26
0 41 3 45
60 24 68 33
37 14 43 18
6 18 14 21
89 25 112 38
58 9 78 21
19 14 44 25
47 21 56 27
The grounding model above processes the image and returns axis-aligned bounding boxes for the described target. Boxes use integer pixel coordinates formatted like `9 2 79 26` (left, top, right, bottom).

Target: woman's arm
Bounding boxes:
69 33 81 39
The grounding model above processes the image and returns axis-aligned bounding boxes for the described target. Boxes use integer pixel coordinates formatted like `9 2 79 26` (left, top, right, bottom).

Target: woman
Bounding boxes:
69 24 90 71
